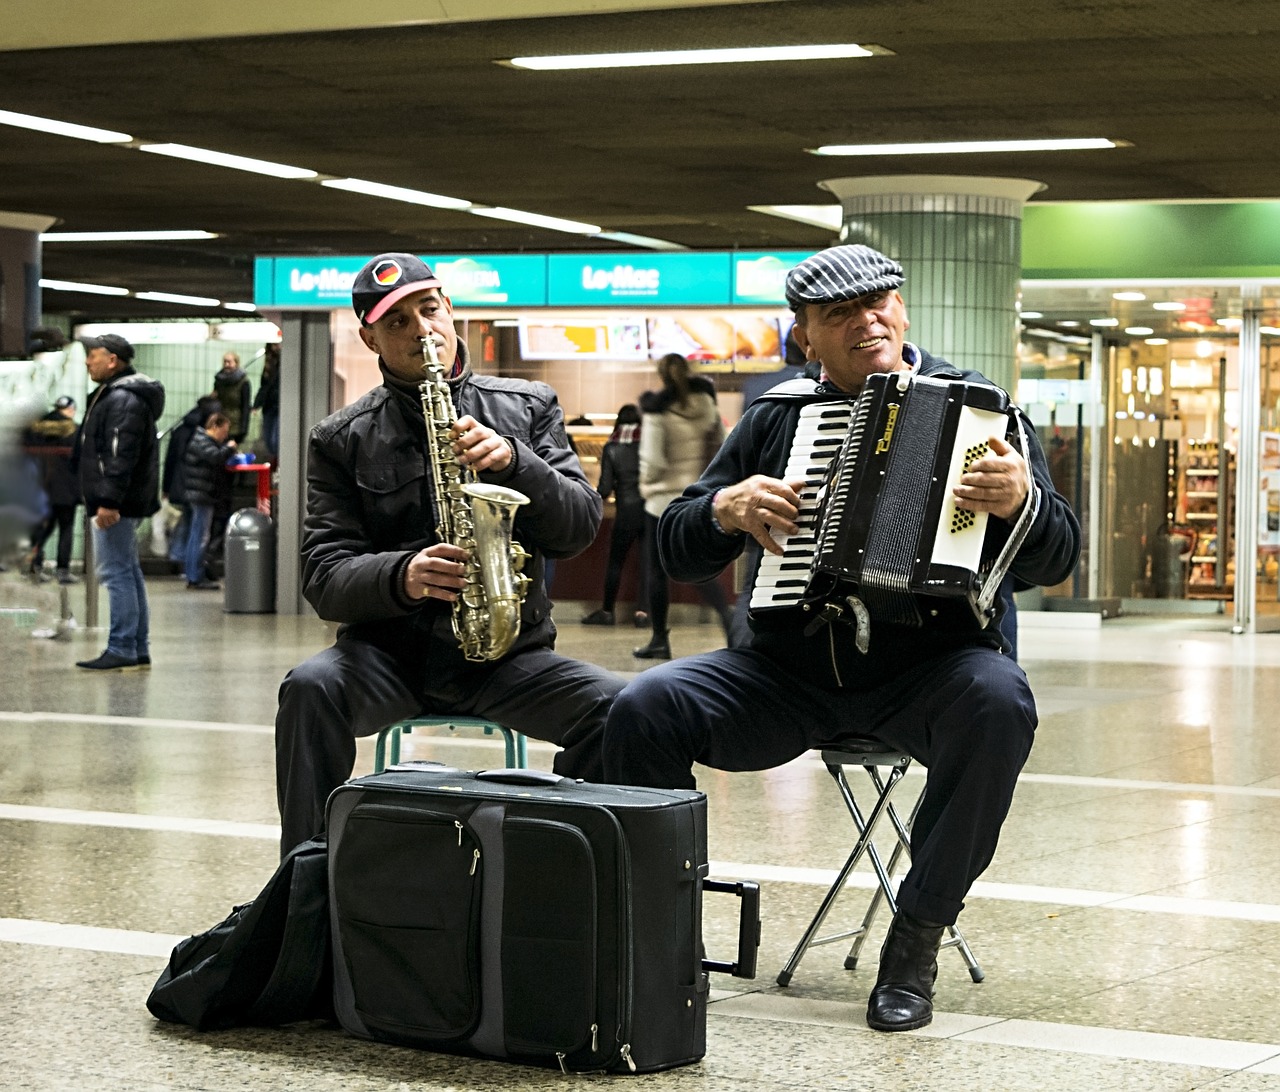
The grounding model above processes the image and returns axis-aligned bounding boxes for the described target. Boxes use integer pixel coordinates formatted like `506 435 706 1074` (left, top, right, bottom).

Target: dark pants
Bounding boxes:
602 645 1036 925
275 634 625 856
32 503 76 570
601 509 645 612
643 512 733 639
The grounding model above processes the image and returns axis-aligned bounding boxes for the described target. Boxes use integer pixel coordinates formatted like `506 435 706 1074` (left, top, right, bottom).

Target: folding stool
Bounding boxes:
777 738 983 987
373 715 528 773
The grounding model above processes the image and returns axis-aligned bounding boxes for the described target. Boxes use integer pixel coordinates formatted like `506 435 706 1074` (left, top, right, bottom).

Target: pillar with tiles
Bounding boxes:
0 212 56 359
819 176 1043 395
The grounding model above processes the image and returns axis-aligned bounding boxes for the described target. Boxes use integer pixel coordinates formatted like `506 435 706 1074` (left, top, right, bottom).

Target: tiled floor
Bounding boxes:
4 573 1280 1089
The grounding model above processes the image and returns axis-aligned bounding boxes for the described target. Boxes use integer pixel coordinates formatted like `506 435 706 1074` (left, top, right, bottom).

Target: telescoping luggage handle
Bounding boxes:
472 769 761 980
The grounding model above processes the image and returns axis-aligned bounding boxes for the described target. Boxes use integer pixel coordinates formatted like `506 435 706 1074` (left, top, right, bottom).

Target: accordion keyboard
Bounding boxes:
749 400 854 610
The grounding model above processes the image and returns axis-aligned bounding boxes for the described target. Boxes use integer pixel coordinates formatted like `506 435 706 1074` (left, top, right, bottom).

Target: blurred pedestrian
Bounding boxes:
581 404 648 627
22 395 81 583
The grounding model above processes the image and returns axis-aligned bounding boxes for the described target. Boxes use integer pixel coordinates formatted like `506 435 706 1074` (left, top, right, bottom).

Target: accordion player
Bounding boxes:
751 370 1038 653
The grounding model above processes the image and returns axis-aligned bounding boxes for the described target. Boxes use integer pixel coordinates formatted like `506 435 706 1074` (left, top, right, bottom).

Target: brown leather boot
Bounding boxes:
865 910 945 1032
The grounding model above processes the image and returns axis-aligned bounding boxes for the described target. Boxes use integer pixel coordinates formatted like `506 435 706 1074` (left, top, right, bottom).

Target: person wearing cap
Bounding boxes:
273 252 624 857
602 244 1080 1033
22 395 81 583
73 334 166 670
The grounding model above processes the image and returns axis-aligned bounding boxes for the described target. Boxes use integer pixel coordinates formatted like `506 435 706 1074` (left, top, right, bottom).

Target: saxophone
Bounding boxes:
419 335 531 661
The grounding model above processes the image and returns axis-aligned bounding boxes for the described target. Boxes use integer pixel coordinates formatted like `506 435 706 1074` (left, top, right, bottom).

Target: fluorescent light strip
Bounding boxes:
41 230 219 242
1152 301 1187 311
39 278 130 297
471 206 601 234
0 107 132 144
748 203 844 231
135 290 222 306
321 177 472 211
222 302 258 312
507 43 876 71
139 142 317 180
811 137 1122 156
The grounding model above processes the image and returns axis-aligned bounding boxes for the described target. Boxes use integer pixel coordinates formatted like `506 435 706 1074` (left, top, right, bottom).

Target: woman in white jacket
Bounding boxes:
635 353 734 659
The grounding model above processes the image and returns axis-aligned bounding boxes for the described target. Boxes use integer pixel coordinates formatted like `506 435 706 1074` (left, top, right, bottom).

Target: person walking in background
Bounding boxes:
634 353 733 660
73 334 165 671
22 395 81 583
253 343 281 460
182 411 236 590
213 351 252 445
162 393 222 572
581 404 648 627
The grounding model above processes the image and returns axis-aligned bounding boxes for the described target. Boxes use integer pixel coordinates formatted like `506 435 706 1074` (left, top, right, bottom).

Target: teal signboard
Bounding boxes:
254 250 816 309
547 252 731 305
255 254 548 308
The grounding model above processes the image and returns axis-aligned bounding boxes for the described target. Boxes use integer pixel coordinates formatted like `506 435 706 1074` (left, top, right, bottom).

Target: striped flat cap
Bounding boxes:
784 244 905 309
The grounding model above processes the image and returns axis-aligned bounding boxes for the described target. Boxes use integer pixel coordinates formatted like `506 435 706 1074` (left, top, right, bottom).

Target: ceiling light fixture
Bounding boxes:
41 230 220 242
1125 326 1154 335
1113 291 1146 301
1019 311 1043 319
222 302 259 312
470 206 601 234
505 43 881 71
0 108 132 144
40 278 131 296
1089 318 1120 327
135 290 223 306
1145 337 1169 345
1152 301 1187 311
810 137 1124 156
748 204 843 231
139 143 317 180
321 177 472 210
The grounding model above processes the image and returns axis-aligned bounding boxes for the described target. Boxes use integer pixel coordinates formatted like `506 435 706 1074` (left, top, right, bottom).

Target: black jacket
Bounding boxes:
658 349 1081 690
163 396 222 504
213 367 252 443
24 411 81 507
302 348 601 672
596 439 643 520
75 368 166 518
183 429 235 506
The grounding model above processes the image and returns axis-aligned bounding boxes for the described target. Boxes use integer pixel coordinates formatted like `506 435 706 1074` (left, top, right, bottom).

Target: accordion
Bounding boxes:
749 371 1037 651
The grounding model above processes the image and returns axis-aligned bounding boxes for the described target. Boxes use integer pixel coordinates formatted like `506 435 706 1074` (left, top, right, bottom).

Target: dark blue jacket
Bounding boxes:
75 368 166 518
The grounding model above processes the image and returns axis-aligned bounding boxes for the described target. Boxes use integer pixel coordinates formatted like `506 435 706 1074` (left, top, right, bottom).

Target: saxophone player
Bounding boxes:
275 253 624 856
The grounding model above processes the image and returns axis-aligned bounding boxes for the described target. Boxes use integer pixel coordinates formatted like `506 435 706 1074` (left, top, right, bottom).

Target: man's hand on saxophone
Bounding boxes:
404 543 469 602
451 414 513 473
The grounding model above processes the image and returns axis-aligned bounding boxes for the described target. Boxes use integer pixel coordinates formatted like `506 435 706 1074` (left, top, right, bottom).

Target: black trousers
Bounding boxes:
600 510 645 612
32 503 76 570
643 512 733 639
275 633 624 856
602 645 1036 925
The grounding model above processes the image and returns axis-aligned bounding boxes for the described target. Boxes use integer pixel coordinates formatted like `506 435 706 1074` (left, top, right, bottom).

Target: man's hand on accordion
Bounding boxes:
952 436 1031 522
712 475 810 555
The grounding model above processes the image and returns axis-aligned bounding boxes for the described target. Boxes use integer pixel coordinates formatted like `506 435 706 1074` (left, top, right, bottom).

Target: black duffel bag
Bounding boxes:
147 835 332 1030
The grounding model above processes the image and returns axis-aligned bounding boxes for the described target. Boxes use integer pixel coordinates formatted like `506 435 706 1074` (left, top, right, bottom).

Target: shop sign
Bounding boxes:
731 251 813 304
547 252 731 305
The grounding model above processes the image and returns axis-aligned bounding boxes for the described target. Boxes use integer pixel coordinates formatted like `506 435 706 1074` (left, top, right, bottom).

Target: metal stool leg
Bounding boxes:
777 759 909 986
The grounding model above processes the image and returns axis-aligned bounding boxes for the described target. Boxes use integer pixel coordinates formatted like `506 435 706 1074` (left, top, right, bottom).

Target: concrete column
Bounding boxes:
0 212 57 358
819 176 1043 393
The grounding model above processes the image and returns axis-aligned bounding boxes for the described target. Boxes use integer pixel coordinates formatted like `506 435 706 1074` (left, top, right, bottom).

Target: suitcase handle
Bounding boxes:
474 768 567 788
700 879 760 979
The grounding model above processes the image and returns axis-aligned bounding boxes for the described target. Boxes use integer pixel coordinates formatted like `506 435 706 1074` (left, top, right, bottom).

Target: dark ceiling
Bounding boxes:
2 0 1279 322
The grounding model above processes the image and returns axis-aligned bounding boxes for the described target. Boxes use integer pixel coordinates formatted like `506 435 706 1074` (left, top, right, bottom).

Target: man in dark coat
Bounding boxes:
73 333 165 670
274 253 623 856
162 394 222 569
602 244 1081 1034
23 395 81 583
181 411 236 590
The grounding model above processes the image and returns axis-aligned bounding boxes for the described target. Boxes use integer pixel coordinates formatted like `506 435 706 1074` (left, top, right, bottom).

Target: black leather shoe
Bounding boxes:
866 911 945 1032
581 609 615 625
76 651 140 671
632 633 671 659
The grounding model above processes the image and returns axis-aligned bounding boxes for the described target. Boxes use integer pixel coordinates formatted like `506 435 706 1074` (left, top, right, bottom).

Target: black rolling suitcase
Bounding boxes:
326 764 758 1074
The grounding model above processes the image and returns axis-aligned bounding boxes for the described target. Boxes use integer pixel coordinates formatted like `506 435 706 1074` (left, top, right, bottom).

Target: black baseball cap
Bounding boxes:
352 253 443 325
81 332 135 362
784 244 905 311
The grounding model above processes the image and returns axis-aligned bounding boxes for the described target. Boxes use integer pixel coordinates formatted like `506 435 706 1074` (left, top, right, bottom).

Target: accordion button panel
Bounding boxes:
749 400 854 611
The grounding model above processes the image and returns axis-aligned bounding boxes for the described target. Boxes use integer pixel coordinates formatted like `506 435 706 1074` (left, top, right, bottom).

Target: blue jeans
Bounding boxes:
93 517 150 660
184 503 214 585
168 505 190 563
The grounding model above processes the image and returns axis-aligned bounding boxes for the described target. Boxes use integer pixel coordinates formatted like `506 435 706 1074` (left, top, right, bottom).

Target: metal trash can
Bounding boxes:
223 508 276 613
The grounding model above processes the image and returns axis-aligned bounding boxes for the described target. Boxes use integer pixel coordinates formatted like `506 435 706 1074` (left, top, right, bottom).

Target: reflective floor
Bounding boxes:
4 572 1280 1089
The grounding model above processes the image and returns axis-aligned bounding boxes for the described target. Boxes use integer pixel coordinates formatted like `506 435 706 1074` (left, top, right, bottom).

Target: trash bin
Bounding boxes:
223 507 275 613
